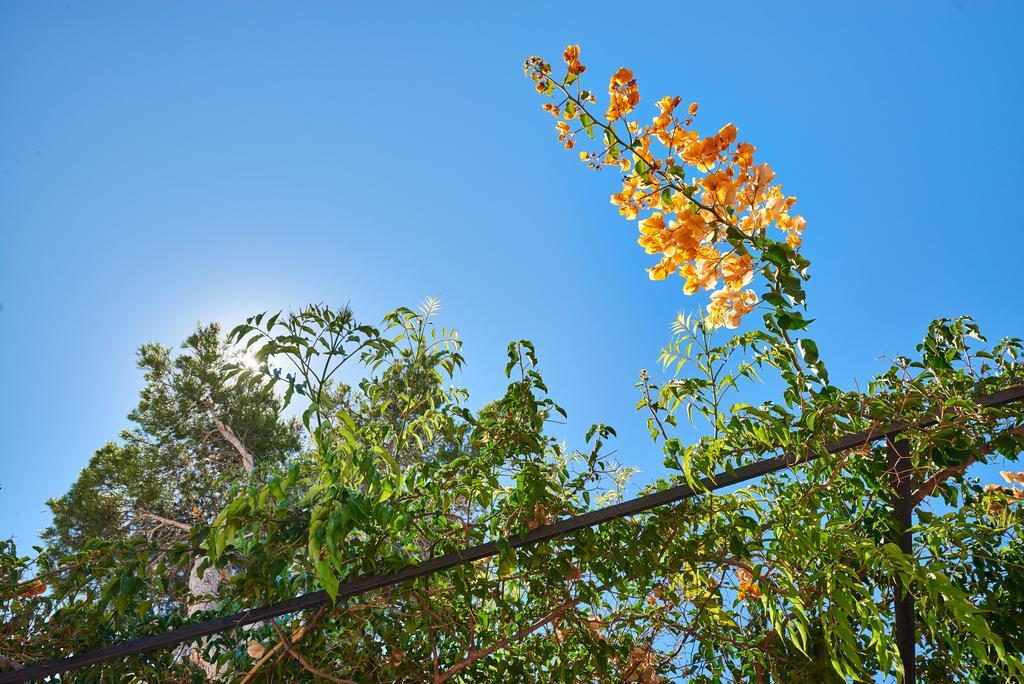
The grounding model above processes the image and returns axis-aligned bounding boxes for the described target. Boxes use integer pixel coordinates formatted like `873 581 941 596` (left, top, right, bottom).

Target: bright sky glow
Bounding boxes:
1 1 1022 551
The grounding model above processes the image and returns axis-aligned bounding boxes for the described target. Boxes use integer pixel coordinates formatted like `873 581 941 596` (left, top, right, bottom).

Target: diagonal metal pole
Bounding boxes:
887 437 915 683
2 384 1020 683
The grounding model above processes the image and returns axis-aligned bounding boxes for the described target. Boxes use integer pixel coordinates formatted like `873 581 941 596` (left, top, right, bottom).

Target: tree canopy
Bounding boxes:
2 46 1023 683
42 324 301 556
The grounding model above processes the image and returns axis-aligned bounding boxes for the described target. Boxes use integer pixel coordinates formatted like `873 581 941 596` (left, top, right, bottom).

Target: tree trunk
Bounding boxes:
187 406 254 678
187 557 224 678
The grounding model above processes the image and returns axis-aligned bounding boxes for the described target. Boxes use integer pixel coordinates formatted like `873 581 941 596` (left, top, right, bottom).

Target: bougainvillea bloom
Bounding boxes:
525 47 807 328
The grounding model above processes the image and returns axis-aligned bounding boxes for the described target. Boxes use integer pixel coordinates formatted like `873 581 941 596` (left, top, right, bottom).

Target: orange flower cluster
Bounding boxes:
606 67 640 122
525 47 808 328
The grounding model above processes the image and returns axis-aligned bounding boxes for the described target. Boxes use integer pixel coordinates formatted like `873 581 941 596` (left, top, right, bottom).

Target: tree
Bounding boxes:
3 46 1023 683
4 324 300 677
43 323 301 556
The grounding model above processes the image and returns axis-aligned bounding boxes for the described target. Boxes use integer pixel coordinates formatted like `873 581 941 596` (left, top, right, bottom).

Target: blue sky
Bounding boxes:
1 1 1022 551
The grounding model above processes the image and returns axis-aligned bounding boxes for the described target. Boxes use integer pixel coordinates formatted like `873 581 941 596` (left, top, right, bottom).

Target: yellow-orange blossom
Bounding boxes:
526 46 807 329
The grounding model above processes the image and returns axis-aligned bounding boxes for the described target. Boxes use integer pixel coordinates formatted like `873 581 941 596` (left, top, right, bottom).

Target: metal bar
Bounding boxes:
887 438 916 683
3 384 1021 683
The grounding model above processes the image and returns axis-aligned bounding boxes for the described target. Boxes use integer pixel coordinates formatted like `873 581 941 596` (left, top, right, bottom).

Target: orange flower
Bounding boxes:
784 214 806 248
669 126 699 152
733 141 755 168
638 212 666 236
664 216 703 261
648 258 675 281
638 233 670 258
736 568 761 600
610 177 641 219
556 121 571 143
681 256 719 295
606 67 640 121
716 122 738 146
611 66 633 86
701 170 739 206
721 253 754 290
680 133 730 168
653 95 681 130
764 194 788 219
656 95 680 113
750 162 775 191
563 44 586 75
707 289 758 329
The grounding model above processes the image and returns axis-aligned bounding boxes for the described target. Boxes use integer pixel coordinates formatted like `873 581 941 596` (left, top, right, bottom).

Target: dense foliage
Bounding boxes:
2 47 1023 683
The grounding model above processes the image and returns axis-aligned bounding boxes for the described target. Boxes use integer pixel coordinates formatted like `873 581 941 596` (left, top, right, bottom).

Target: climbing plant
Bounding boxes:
2 46 1022 683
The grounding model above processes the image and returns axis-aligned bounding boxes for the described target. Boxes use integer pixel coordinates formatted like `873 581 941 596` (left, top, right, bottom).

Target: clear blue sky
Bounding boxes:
2 1 1022 551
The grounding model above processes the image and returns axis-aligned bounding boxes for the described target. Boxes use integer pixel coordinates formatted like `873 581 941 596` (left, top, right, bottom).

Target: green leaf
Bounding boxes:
580 113 595 138
315 558 339 602
778 311 814 331
798 338 819 363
